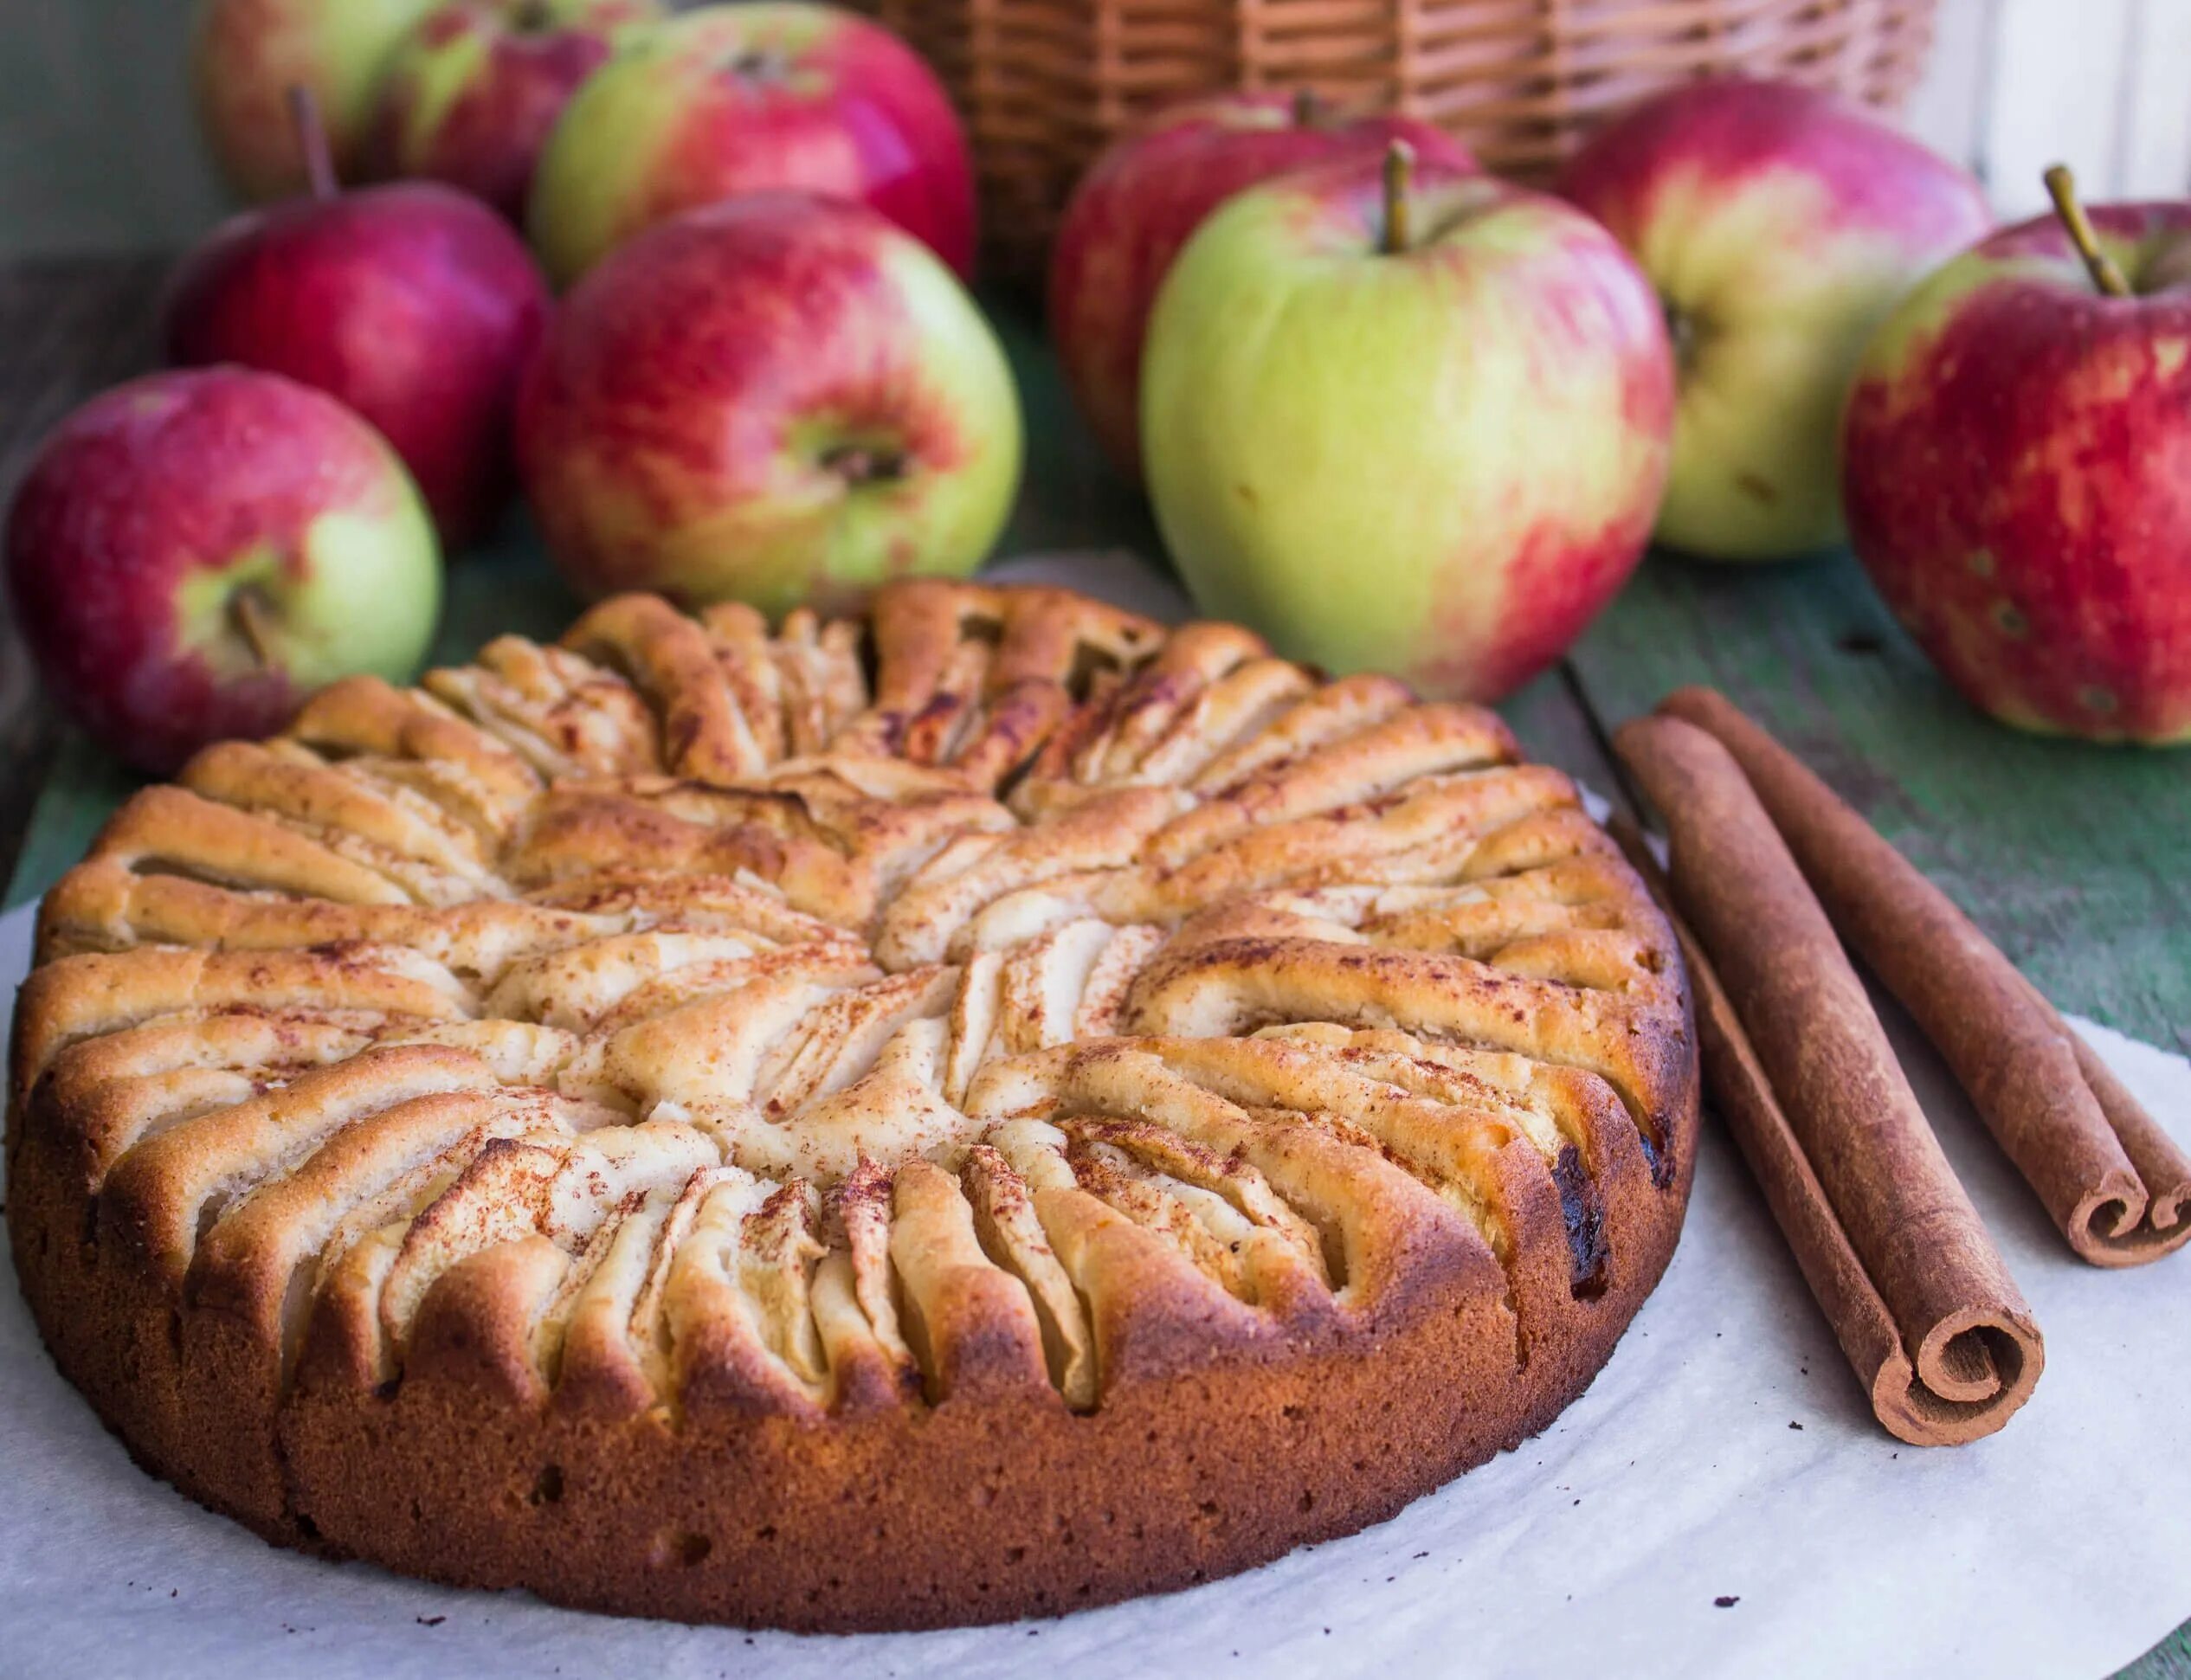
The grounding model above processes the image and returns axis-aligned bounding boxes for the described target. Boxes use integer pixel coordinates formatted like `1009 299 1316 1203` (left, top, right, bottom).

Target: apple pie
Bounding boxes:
7 581 1695 1630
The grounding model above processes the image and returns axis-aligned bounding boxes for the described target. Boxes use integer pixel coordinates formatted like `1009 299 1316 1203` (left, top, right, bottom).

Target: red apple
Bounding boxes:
190 0 442 200
368 0 665 223
1051 92 1473 482
4 369 442 775
1843 172 2191 744
516 192 1022 615
1560 79 1991 561
526 3 975 288
164 143 551 548
1143 148 1673 700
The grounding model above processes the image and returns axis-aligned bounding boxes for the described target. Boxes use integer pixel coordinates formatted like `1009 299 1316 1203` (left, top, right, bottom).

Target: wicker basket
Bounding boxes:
854 0 1941 279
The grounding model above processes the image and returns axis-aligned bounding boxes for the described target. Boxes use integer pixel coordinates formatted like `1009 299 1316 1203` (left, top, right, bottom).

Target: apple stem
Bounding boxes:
230 589 278 669
2044 164 2130 298
1382 139 1414 256
1292 87 1321 128
288 85 338 202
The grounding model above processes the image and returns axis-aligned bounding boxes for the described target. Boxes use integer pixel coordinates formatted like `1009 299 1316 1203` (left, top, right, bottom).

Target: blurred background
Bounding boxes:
4 0 2189 257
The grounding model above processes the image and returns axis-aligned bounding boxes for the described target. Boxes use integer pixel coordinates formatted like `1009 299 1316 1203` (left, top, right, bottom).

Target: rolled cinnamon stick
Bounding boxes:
1609 815 2026 1445
1614 716 2042 1445
1660 685 2191 1267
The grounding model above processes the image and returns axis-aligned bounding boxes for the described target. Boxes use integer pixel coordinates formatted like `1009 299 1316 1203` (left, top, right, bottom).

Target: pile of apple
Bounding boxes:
1055 79 2191 744
8 0 1013 772
12 7 2191 778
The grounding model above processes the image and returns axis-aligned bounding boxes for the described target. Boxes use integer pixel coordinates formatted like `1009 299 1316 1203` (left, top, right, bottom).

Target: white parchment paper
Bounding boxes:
2 563 2185 1677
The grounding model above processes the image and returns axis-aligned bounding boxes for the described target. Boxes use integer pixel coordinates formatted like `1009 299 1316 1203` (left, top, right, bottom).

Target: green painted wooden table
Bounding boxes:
0 256 2184 1676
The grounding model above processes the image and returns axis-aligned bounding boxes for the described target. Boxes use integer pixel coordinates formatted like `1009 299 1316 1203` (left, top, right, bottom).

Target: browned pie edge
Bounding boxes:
7 1036 1694 1631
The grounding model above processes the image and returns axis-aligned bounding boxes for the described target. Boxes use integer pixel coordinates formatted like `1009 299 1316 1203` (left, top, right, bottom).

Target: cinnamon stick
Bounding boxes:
1660 686 2191 1267
1614 716 2042 1445
1609 815 2024 1445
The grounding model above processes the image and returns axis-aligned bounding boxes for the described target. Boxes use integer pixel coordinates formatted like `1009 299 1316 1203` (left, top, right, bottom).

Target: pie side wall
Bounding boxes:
5 1047 1697 1630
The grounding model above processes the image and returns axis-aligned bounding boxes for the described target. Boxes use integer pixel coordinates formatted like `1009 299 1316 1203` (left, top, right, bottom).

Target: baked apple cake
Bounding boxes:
7 581 1695 1630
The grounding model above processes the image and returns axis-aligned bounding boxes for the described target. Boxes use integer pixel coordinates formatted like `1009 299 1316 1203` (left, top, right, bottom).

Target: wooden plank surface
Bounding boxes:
0 257 2182 1677
1565 554 2191 1057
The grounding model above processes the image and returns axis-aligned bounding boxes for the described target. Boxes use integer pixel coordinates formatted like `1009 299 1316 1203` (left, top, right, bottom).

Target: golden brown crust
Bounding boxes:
7 581 1696 1630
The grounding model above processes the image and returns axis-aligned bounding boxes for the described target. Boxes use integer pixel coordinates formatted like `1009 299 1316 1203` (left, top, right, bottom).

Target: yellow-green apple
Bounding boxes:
526 3 975 289
368 0 664 223
190 0 441 200
1049 93 1473 483
1142 148 1673 701
516 192 1021 615
1559 79 1989 561
1842 170 2191 744
164 119 551 548
4 369 441 774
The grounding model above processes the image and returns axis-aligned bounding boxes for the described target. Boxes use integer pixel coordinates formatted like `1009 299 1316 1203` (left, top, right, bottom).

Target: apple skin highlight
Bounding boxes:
516 193 1021 616
1144 159 1673 704
1843 203 2191 744
3 369 441 775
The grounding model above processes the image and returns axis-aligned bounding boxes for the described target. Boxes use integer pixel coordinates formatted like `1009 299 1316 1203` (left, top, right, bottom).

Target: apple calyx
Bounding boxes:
287 85 340 201
1381 139 1414 256
722 47 792 86
1663 303 1700 376
2043 164 2131 298
511 0 558 32
229 587 281 670
821 443 909 486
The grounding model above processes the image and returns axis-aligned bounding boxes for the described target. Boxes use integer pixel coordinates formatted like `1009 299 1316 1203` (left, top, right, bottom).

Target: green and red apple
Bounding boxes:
1560 79 1990 561
190 0 442 200
1843 172 2191 744
369 0 664 224
1142 150 1673 701
4 369 442 773
526 2 975 288
1050 92 1473 484
516 192 1021 615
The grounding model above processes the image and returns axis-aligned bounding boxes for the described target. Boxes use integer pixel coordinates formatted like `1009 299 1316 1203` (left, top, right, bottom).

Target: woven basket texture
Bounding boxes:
853 0 1941 277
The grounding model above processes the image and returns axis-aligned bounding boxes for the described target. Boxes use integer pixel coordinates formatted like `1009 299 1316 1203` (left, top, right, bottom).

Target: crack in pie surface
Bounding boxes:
7 580 1697 1630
